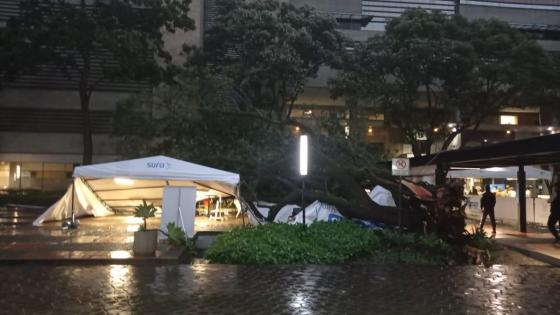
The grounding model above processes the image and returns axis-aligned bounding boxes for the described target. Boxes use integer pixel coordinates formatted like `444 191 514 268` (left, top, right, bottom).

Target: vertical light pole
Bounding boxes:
299 135 308 228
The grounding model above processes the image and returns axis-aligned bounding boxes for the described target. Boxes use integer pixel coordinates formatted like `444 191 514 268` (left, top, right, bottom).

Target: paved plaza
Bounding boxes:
1 263 560 314
0 206 245 261
1 207 559 314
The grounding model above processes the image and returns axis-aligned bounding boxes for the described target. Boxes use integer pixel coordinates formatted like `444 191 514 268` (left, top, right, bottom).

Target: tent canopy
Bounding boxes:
33 156 240 225
448 166 552 180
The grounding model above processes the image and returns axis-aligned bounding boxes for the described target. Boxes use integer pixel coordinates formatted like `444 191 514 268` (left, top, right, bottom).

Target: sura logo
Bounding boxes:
146 162 171 169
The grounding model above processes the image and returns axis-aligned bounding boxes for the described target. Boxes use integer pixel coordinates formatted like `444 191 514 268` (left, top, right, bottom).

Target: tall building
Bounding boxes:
0 0 558 191
0 0 205 191
289 0 560 156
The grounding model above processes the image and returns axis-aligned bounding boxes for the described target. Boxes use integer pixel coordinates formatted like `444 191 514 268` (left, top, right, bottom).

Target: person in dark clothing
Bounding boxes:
547 183 560 242
480 184 497 234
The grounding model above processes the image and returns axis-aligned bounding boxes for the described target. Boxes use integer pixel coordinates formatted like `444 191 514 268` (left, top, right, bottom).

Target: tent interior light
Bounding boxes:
486 167 506 172
299 135 308 176
114 177 134 185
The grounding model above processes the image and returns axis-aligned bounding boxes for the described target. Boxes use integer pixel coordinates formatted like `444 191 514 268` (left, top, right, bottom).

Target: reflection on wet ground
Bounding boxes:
0 206 245 261
0 264 559 314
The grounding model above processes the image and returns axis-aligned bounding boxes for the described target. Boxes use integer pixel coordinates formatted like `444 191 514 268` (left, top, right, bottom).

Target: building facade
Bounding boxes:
1 0 559 191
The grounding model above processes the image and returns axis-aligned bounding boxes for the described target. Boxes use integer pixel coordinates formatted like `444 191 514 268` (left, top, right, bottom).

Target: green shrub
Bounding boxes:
166 222 188 247
205 221 379 264
367 229 456 265
0 189 65 206
464 227 496 251
133 200 157 231
206 223 461 265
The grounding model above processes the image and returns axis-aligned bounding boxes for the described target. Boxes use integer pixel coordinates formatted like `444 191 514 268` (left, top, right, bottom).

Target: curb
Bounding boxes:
500 243 560 267
0 257 184 266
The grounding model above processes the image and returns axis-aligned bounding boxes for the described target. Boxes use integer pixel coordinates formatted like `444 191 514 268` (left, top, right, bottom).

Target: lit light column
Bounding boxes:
299 135 308 227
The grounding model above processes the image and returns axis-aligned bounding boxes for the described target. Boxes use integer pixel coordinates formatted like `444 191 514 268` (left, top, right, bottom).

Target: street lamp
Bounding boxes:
299 135 308 227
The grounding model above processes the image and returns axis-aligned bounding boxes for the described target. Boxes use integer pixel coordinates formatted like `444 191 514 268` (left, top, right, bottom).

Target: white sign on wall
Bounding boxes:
392 158 410 176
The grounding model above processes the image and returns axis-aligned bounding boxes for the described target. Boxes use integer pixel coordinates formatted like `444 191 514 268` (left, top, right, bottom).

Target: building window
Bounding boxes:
367 113 384 121
500 115 518 125
0 161 74 191
302 109 313 118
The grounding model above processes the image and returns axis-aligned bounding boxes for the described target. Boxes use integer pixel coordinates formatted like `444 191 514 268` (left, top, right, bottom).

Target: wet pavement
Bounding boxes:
0 206 245 262
473 222 560 266
1 263 559 314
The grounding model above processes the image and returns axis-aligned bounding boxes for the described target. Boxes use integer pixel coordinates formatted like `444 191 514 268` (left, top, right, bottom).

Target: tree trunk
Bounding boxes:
441 131 457 151
459 119 483 149
262 148 425 230
79 80 93 165
347 100 363 140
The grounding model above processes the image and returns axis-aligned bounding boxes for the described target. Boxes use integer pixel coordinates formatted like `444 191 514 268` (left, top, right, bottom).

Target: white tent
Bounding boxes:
448 166 552 180
33 155 240 226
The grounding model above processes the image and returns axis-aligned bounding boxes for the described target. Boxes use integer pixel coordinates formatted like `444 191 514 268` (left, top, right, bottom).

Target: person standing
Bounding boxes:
480 184 497 234
547 183 560 242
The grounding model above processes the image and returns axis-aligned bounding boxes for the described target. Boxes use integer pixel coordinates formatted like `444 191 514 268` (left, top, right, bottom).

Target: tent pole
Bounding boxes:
518 164 527 233
71 178 75 224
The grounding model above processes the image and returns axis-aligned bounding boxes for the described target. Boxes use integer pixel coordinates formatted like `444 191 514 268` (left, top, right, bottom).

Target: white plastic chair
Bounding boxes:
209 197 225 221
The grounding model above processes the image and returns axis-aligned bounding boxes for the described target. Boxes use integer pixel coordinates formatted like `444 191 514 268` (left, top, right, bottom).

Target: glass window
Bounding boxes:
0 162 74 191
20 162 43 190
43 163 73 191
500 115 518 125
367 114 384 121
0 162 9 190
302 109 313 118
402 144 413 154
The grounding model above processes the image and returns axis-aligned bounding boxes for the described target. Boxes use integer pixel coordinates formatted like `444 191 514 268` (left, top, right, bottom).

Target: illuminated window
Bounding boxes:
500 115 518 125
367 114 384 121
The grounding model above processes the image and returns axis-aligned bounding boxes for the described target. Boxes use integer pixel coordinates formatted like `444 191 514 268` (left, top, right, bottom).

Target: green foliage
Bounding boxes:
464 227 496 251
2 0 194 80
206 222 463 265
205 0 345 119
0 189 65 207
112 1 384 206
113 73 295 196
134 200 157 231
1 0 195 163
166 222 188 247
369 229 456 264
331 8 553 156
205 221 379 264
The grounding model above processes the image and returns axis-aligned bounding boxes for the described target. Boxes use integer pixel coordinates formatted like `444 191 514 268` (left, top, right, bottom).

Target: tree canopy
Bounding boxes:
204 0 345 121
331 9 553 156
1 0 195 164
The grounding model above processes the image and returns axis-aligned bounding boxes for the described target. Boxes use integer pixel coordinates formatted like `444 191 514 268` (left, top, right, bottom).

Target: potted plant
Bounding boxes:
132 200 158 256
164 222 193 263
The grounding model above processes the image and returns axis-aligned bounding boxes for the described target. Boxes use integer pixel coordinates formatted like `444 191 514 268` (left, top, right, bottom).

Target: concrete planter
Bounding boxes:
133 230 158 256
